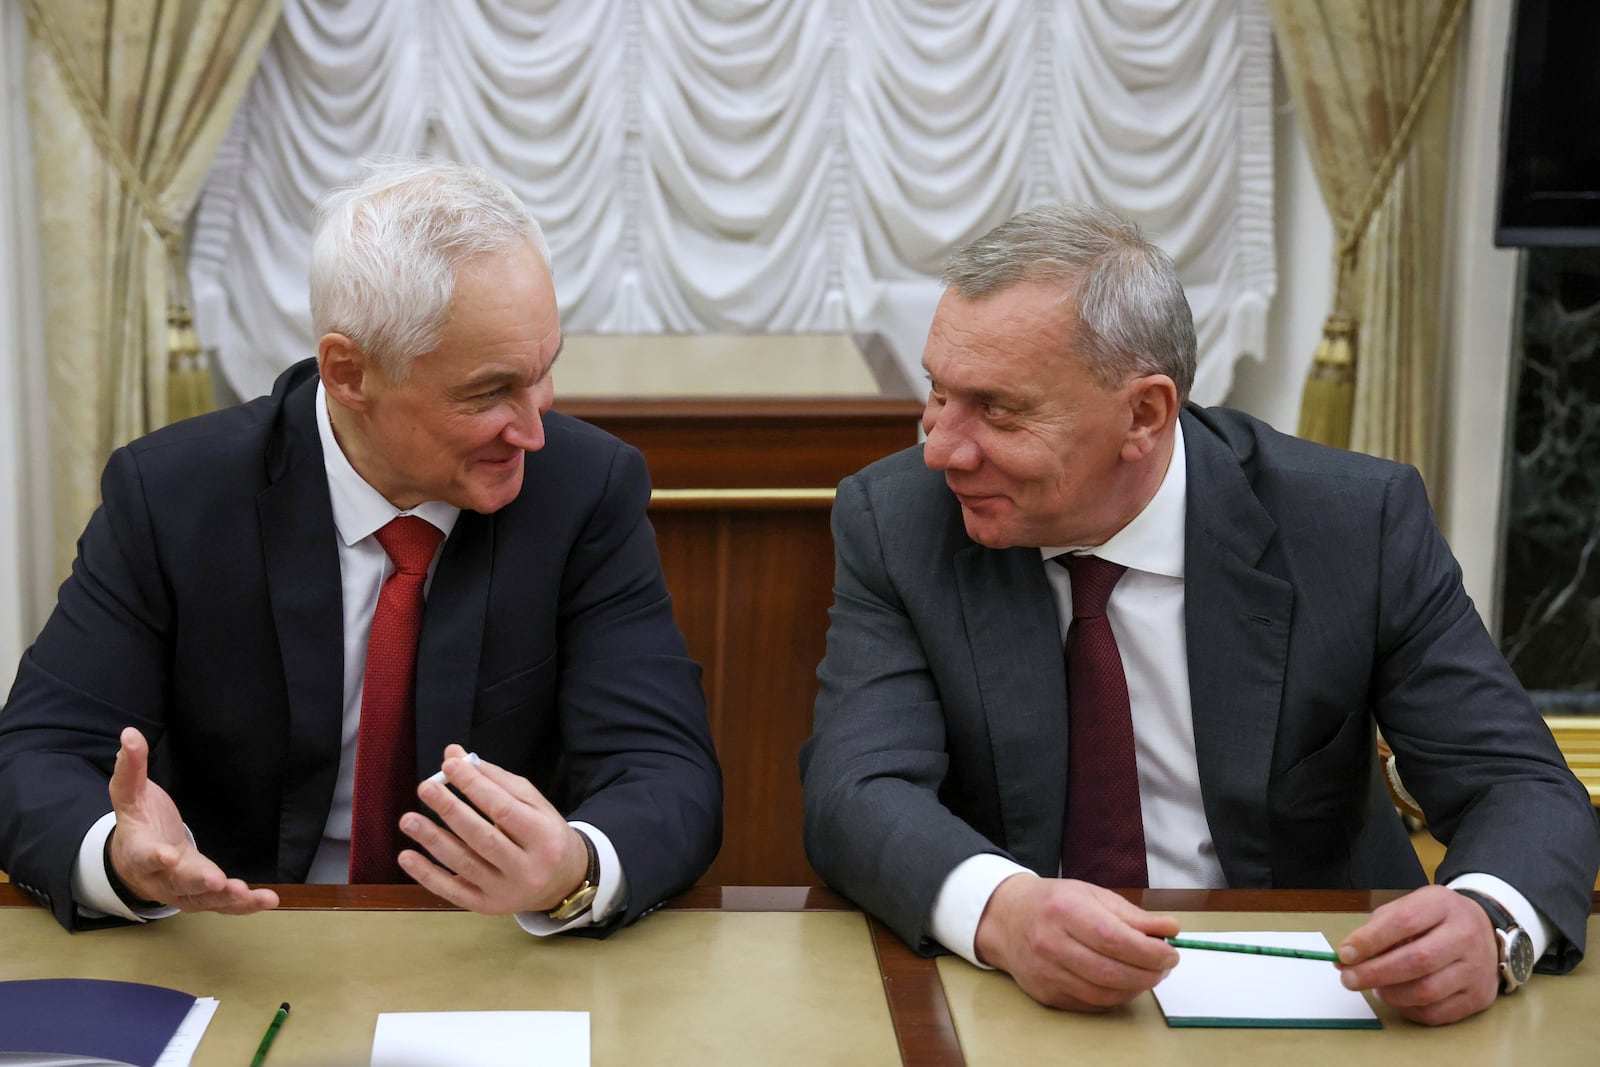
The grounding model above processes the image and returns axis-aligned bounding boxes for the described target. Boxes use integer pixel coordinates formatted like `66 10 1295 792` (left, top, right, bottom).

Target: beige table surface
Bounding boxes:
0 905 899 1066
938 911 1600 1066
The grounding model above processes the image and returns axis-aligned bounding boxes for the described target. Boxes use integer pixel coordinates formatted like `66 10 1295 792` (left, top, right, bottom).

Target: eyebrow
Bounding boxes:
459 334 564 393
923 369 1027 409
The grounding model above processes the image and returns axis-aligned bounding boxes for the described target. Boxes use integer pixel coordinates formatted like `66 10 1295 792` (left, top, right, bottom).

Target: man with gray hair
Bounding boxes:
0 159 721 936
801 203 1597 1025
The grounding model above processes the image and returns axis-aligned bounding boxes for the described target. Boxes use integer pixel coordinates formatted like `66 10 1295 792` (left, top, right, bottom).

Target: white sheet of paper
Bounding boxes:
371 1011 589 1067
154 997 219 1067
1152 931 1379 1026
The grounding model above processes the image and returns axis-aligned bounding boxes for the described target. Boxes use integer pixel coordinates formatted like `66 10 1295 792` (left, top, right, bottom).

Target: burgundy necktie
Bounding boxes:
1057 554 1148 888
349 516 443 884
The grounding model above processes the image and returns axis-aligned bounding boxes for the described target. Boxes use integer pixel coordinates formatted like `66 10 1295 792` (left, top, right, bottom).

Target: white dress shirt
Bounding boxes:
72 382 624 933
928 422 1553 970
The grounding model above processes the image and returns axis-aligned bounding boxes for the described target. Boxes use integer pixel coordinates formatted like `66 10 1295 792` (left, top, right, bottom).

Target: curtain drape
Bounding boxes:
1268 0 1469 486
191 0 1276 409
23 0 282 578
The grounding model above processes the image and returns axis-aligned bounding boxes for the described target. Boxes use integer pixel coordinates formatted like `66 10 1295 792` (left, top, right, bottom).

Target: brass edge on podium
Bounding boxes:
1546 716 1600 805
649 488 836 509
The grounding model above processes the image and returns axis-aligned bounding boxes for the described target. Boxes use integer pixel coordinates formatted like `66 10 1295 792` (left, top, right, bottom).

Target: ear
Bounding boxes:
318 332 375 413
1120 374 1179 463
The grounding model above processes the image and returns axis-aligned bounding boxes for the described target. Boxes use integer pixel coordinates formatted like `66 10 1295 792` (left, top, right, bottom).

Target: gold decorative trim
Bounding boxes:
1547 716 1600 806
649 488 836 509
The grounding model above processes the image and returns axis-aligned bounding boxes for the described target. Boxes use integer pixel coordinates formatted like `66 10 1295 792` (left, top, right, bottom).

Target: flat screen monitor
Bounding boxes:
1495 0 1600 246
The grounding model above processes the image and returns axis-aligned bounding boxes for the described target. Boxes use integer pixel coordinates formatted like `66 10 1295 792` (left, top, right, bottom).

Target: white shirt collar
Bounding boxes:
315 380 460 546
1040 419 1186 579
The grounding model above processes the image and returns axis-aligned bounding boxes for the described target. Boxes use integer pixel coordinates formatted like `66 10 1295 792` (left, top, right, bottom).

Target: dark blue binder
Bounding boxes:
0 978 196 1066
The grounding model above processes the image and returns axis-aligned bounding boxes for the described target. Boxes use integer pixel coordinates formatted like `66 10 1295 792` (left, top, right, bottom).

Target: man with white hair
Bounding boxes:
0 159 721 936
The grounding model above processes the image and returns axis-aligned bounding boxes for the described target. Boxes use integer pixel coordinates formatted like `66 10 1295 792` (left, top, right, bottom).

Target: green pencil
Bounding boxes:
249 1002 291 1067
1166 937 1340 962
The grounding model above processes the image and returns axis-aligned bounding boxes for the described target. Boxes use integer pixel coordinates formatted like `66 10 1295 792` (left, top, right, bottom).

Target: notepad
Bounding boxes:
371 1011 589 1067
1152 931 1381 1029
0 978 218 1066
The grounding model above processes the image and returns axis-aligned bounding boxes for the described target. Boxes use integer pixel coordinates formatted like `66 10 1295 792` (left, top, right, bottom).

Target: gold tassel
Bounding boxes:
1376 731 1425 824
165 301 213 422
1297 313 1356 451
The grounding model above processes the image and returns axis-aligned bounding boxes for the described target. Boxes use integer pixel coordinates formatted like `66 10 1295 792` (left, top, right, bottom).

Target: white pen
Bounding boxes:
425 751 481 784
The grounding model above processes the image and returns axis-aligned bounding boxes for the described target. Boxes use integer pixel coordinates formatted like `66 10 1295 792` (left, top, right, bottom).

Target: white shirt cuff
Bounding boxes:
70 811 181 923
513 821 628 936
928 852 1033 967
1447 872 1556 966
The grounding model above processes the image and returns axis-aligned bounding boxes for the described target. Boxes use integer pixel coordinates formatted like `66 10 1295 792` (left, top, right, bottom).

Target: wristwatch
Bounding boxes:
546 828 599 922
1456 889 1535 994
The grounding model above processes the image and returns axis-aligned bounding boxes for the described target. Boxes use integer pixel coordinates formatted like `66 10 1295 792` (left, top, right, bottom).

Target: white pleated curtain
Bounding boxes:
192 0 1275 404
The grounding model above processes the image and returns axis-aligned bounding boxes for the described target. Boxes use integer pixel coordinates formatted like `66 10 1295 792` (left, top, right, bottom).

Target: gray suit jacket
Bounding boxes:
800 405 1598 968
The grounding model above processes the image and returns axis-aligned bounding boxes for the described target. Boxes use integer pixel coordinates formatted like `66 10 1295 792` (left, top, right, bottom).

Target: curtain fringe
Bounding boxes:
1297 314 1355 450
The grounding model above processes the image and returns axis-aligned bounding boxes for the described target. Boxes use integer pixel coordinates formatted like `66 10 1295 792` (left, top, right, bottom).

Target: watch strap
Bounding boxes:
1455 888 1514 930
1455 888 1528 993
546 828 599 922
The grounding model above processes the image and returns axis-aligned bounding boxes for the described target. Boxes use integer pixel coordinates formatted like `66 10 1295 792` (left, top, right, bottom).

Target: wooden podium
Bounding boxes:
556 336 924 886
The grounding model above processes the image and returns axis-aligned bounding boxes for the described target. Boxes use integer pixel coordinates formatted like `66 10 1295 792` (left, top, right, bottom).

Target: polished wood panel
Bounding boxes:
567 383 923 889
562 398 922 490
871 917 965 1067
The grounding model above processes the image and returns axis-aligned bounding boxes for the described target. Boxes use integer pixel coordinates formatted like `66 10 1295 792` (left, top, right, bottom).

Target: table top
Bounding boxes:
4 886 1597 1066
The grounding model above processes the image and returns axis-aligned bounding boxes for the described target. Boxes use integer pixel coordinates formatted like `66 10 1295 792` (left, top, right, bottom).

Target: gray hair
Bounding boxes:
941 203 1196 400
309 157 551 381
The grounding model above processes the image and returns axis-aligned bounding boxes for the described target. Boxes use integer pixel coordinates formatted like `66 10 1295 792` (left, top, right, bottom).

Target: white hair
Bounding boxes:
941 203 1197 401
309 157 551 381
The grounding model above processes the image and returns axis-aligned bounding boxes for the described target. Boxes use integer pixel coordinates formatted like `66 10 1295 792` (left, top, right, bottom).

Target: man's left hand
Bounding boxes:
1336 884 1500 1026
398 744 589 915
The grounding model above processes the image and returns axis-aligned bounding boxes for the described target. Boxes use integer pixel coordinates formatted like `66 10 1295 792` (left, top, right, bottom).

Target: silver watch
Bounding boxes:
1456 889 1535 994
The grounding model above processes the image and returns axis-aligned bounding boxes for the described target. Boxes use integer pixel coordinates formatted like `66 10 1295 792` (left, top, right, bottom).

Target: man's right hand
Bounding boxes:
973 873 1180 1011
106 727 279 915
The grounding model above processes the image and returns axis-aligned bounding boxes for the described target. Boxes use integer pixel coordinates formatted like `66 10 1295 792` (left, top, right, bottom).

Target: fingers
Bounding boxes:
432 748 551 812
1335 886 1499 1026
424 753 563 858
398 805 502 889
397 847 492 913
111 827 278 915
1097 886 1183 942
979 877 1179 1012
1391 988 1493 1028
406 752 587 914
1065 884 1181 972
169 880 280 916
1338 885 1452 966
108 727 151 814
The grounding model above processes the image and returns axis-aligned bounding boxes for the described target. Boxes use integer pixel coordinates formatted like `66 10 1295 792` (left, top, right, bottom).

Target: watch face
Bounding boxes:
1506 928 1536 984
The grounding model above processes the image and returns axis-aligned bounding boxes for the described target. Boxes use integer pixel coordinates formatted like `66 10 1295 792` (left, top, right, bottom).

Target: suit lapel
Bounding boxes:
954 542 1068 876
1181 410 1293 888
414 510 489 776
258 366 344 881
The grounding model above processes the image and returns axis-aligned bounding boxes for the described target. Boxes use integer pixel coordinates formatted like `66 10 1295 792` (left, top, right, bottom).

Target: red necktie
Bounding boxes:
1057 554 1148 888
349 516 444 884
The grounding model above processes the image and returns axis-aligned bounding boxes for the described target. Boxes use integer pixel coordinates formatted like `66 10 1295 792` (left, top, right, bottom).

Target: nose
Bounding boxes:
922 403 979 472
504 382 549 453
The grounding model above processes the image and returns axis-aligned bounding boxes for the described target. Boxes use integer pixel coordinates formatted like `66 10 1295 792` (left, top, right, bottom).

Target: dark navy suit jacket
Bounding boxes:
0 359 722 931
